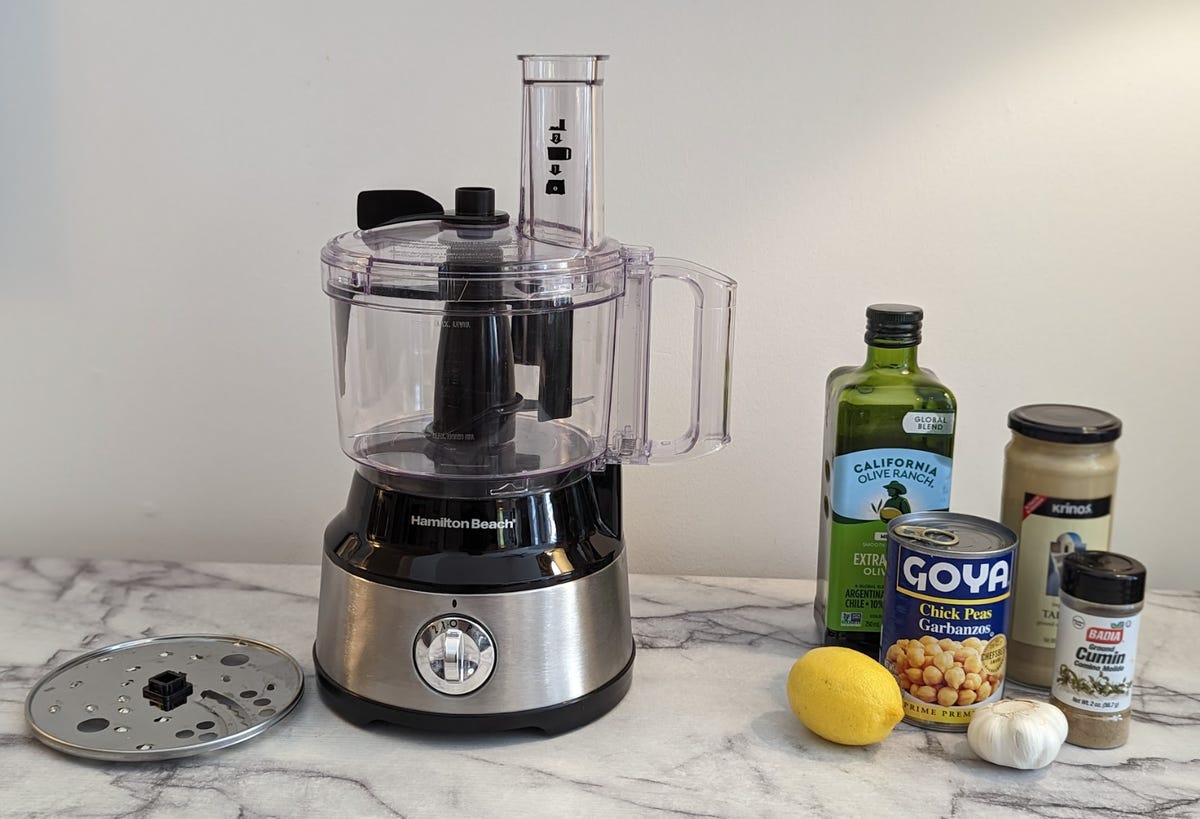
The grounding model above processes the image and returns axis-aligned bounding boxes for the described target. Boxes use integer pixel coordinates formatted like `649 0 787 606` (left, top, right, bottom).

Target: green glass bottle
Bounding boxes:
814 304 957 656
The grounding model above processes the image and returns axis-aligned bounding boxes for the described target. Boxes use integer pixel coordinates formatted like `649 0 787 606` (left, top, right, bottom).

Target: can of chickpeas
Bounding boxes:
881 512 1017 731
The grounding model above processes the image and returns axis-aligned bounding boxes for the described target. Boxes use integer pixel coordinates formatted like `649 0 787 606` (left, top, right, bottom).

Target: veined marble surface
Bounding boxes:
1 558 1197 818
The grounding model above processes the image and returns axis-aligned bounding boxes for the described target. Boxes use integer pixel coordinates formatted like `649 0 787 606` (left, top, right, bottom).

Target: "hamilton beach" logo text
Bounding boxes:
411 515 515 530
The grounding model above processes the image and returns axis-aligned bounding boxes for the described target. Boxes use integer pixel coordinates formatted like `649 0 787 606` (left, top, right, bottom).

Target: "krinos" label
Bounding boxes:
1012 494 1113 649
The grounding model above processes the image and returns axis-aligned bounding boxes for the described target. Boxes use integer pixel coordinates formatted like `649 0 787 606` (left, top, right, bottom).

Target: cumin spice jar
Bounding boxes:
1050 551 1146 749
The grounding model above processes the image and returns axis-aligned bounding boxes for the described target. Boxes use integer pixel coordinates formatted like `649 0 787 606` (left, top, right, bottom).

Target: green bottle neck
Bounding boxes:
864 342 920 372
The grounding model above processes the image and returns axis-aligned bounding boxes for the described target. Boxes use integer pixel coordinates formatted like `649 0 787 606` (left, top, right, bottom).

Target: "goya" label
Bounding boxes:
881 535 1013 729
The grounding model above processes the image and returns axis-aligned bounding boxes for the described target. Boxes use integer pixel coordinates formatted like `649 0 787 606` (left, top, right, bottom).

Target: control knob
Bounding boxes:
413 616 496 695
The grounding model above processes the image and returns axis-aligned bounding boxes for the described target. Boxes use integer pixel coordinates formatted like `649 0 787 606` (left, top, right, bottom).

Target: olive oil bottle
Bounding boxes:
814 304 957 656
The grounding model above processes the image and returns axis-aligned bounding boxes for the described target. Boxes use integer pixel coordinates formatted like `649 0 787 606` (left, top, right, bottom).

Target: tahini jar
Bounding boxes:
1001 404 1121 688
1050 550 1146 748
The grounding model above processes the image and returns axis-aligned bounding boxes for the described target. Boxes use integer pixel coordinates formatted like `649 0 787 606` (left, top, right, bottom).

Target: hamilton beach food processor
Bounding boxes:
313 55 737 732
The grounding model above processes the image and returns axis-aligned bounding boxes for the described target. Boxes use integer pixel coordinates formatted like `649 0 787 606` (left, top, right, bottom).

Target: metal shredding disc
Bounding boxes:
26 635 303 761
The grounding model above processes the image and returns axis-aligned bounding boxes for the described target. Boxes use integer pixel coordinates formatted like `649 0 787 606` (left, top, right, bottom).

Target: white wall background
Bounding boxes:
2 1 1198 588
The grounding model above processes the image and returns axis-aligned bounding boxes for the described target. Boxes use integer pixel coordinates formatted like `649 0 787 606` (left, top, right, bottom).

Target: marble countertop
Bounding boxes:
1 558 1197 818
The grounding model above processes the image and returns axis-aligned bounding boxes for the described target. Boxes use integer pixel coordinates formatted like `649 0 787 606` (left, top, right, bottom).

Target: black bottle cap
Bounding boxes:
865 303 922 346
1008 404 1122 444
1060 551 1146 606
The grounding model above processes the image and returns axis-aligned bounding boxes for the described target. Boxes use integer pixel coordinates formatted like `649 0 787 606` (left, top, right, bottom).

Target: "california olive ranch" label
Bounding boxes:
825 448 952 632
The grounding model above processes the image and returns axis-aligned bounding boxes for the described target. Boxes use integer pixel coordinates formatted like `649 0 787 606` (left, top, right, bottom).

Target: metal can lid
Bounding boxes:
1061 551 1147 606
26 635 303 762
888 512 1016 556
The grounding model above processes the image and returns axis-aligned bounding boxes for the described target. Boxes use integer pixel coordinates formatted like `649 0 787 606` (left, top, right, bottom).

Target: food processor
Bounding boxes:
313 55 737 732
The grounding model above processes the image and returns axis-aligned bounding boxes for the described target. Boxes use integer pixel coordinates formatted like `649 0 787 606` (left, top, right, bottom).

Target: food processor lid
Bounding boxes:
26 635 304 762
322 187 625 311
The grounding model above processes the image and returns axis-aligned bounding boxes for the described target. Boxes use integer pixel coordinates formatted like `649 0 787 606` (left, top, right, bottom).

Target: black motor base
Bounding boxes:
313 644 635 735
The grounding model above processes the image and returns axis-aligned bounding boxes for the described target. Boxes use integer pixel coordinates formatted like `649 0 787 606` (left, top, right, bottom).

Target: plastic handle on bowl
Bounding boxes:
609 247 737 465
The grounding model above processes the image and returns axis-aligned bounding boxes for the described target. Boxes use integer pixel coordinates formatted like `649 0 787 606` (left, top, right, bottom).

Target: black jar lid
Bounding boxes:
1060 551 1146 605
1008 404 1122 444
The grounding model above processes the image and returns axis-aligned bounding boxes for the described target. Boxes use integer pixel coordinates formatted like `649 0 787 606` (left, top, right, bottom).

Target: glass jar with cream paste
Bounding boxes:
1000 404 1122 688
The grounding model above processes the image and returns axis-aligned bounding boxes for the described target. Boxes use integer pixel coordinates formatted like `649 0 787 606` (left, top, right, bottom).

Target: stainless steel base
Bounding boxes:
314 552 633 717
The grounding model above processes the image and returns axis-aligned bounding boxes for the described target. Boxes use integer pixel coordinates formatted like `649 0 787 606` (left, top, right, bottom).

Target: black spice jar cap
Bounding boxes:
1060 551 1146 606
1008 404 1122 444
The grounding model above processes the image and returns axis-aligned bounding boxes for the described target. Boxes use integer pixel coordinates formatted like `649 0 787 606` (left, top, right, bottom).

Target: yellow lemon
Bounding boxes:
786 646 904 745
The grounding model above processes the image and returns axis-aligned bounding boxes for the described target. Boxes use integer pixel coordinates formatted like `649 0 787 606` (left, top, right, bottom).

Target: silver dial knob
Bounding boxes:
414 616 496 695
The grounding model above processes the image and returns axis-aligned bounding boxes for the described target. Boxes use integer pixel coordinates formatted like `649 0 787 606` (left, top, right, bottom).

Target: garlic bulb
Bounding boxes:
967 699 1069 770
